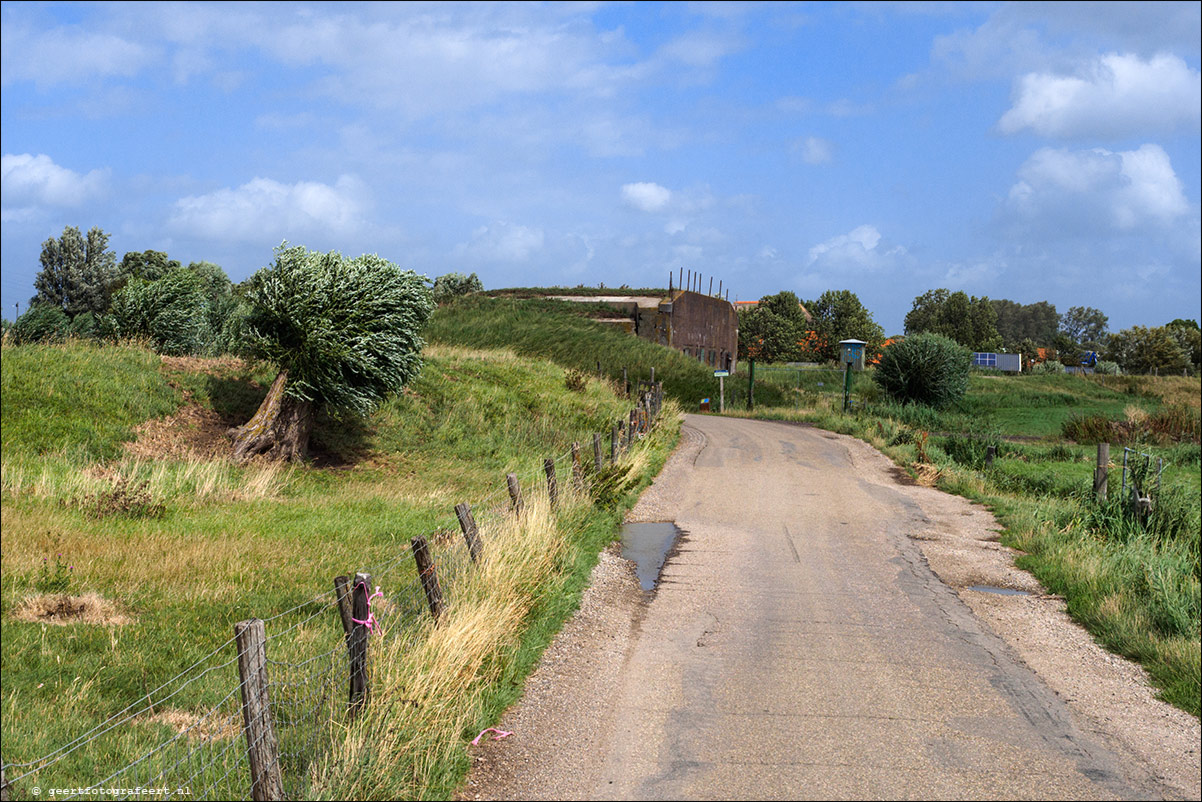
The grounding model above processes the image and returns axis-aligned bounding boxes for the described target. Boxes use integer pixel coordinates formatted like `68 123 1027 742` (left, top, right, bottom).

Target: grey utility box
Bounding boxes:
839 339 867 371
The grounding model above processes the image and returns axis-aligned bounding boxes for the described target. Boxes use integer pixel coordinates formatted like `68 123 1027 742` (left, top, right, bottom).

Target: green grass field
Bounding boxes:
1 338 680 799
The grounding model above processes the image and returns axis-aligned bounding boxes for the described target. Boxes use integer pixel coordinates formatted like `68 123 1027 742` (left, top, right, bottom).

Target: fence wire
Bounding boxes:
3 393 665 801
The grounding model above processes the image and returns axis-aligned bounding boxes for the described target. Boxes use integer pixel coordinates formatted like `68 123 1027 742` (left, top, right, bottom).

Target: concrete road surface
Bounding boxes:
466 415 1174 800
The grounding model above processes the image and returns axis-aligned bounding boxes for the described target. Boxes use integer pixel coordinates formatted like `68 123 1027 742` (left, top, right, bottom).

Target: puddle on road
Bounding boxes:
620 522 682 591
968 585 1030 596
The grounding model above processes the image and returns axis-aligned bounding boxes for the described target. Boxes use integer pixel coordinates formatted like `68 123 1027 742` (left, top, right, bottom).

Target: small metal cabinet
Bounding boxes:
839 339 866 371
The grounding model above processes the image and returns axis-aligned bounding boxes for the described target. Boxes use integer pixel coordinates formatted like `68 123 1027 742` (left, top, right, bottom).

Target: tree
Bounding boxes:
805 290 884 362
1103 326 1189 375
119 250 182 283
229 244 433 462
431 272 484 304
991 299 1059 348
904 289 1001 352
1165 319 1201 370
1060 306 1108 347
32 226 118 317
737 291 809 363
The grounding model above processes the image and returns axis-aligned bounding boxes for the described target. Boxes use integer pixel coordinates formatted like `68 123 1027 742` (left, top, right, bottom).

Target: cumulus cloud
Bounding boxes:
622 182 672 212
168 175 369 242
1 153 108 210
454 222 545 263
999 53 1201 139
807 224 907 270
1004 145 1189 234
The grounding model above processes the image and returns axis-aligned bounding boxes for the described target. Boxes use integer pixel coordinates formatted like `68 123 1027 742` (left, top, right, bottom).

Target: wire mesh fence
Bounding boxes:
1 385 667 802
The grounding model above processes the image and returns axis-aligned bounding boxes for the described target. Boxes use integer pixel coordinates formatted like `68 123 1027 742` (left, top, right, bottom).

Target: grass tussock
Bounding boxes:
11 592 132 626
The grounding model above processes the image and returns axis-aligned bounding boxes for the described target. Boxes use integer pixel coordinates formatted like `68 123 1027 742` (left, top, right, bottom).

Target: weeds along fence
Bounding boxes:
723 364 874 410
0 383 668 802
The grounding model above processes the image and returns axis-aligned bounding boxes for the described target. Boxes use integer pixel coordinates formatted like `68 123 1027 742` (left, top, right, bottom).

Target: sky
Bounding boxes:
2 1 1199 335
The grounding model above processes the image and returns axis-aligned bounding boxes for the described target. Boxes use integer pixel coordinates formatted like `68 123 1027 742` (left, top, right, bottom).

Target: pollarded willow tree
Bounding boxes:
229 244 434 462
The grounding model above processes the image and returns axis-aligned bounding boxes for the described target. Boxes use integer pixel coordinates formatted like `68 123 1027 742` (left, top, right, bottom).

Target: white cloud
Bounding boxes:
1004 145 1189 234
454 222 545 263
622 182 672 212
999 53 1201 138
168 175 369 242
1 153 108 209
795 136 834 165
808 225 881 266
0 24 153 88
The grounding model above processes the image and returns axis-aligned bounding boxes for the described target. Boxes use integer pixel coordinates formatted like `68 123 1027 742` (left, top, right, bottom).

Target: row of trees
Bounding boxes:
737 289 884 363
5 226 483 356
737 282 1200 376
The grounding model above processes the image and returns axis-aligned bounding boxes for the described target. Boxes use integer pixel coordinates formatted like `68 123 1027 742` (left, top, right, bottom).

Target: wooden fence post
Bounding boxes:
593 432 604 472
1094 443 1109 502
611 423 619 462
571 442 584 488
455 503 482 563
628 409 638 443
544 458 559 509
623 366 629 398
985 446 996 468
235 619 285 802
2 763 12 802
333 575 354 646
348 572 372 716
507 473 523 515
411 537 444 622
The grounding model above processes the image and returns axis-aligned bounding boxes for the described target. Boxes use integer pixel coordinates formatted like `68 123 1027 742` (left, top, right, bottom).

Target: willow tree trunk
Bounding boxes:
228 370 315 463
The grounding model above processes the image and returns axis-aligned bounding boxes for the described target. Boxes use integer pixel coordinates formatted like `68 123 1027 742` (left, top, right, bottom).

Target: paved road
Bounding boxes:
593 415 1141 800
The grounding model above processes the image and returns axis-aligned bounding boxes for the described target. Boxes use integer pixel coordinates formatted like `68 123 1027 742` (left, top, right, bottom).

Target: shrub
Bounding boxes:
873 332 971 408
940 433 1002 469
12 304 70 344
106 269 210 355
564 368 588 393
431 272 484 304
1031 360 1064 375
1094 360 1121 375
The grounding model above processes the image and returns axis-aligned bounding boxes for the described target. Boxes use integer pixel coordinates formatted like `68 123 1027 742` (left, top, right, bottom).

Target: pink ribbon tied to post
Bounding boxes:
351 583 385 635
471 728 513 746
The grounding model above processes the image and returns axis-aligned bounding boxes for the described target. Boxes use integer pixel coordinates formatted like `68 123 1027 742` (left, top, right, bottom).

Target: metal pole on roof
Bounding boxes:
718 280 722 298
709 277 713 295
669 272 673 294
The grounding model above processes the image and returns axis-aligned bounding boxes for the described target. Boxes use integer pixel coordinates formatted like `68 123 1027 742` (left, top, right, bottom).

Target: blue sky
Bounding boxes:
2 1 1199 335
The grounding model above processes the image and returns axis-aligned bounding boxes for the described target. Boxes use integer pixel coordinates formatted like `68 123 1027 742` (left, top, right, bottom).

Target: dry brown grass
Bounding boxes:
11 592 132 626
308 489 571 799
145 709 241 742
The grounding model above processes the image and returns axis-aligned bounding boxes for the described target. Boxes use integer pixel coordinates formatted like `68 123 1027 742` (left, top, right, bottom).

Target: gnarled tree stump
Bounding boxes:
228 370 315 463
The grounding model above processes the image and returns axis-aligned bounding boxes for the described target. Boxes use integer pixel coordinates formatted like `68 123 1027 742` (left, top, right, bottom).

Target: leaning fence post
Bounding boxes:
611 423 619 462
348 572 373 716
571 442 584 488
411 536 444 622
1094 443 1109 501
593 432 604 472
544 458 559 509
506 473 523 515
235 619 285 802
455 503 482 563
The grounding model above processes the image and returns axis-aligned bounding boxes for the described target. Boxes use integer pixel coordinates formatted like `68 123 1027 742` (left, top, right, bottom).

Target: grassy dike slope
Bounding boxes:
0 339 681 799
426 294 790 408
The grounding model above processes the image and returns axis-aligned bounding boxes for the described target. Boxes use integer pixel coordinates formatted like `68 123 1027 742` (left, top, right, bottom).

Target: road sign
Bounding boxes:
713 370 729 377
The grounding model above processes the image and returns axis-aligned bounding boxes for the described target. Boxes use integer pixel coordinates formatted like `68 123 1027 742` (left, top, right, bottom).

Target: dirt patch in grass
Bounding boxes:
124 398 231 461
11 592 132 626
146 709 241 742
